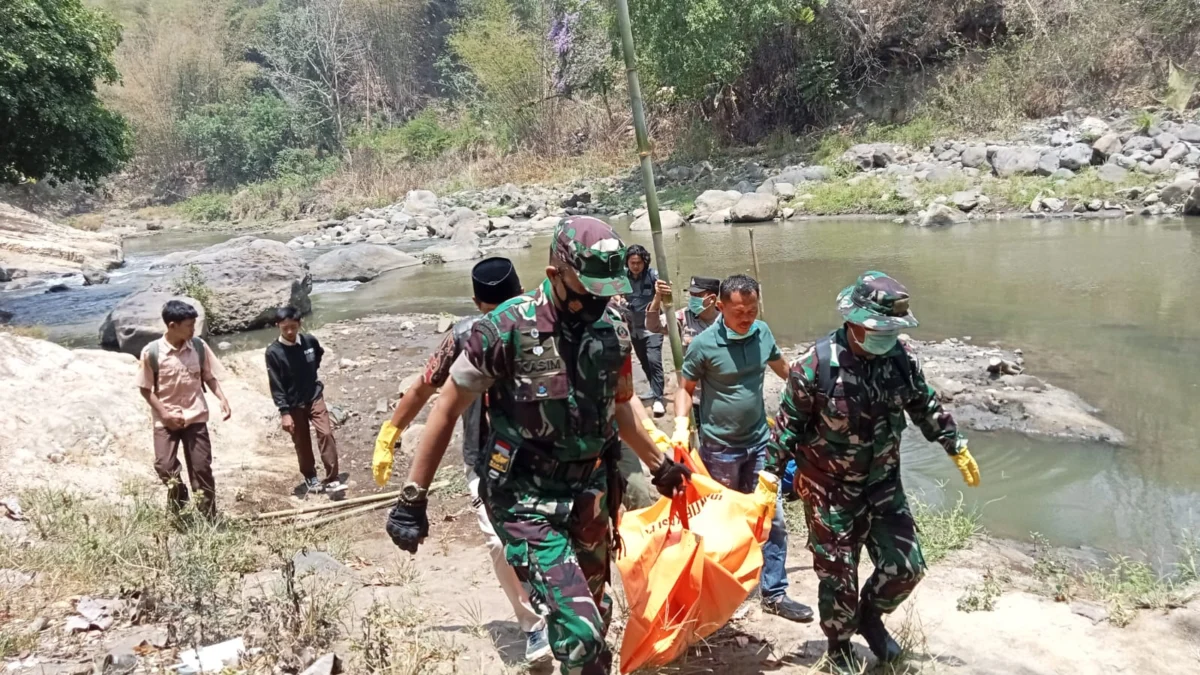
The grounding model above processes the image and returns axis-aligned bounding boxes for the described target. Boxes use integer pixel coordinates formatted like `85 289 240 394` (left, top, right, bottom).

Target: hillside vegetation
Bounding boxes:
72 0 1200 219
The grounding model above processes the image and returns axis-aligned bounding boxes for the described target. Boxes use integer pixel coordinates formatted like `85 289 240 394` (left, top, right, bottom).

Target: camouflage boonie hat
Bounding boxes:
836 270 919 330
550 216 631 297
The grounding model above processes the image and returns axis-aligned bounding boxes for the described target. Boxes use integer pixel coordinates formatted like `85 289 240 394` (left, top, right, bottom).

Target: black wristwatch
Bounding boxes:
400 482 428 505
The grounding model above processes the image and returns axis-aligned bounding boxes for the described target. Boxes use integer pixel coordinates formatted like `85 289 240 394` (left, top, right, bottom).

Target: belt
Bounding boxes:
515 450 603 483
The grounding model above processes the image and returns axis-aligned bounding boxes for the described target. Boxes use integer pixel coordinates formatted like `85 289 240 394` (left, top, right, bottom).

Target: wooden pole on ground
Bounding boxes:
614 0 685 375
291 499 394 530
748 228 766 318
240 490 402 521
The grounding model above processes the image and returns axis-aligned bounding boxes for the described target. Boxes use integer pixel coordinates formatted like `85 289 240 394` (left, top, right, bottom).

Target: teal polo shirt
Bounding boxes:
681 317 781 448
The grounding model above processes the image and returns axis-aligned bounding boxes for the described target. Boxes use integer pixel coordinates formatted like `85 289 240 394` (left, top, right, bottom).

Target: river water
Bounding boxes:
4 217 1199 559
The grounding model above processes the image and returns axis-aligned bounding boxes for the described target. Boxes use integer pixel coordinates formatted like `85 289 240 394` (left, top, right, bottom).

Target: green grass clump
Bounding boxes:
177 192 232 222
797 177 912 215
659 185 698 215
170 264 220 330
912 494 982 563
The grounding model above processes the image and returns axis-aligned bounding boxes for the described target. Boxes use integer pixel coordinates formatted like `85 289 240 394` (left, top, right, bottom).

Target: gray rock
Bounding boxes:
1188 151 1200 168
773 182 796 198
488 234 532 250
960 146 987 169
402 189 440 218
299 653 343 675
1042 197 1065 212
0 265 9 283
1096 163 1130 183
705 208 731 224
733 180 755 194
309 244 420 282
693 189 742 220
1165 142 1190 164
1087 199 1103 211
81 267 109 286
1092 133 1123 158
844 144 876 170
150 237 311 333
951 190 980 212
1071 600 1109 624
1050 129 1072 146
1184 184 1200 216
872 144 898 167
1036 151 1061 176
489 216 515 231
100 291 207 356
991 147 1041 177
1077 116 1109 140
1145 158 1172 174
1123 136 1156 153
795 165 833 182
1059 143 1095 170
1156 133 1180 150
631 210 685 231
917 203 966 227
561 189 591 207
1159 178 1198 205
731 193 779 222
1113 153 1137 169
422 242 483 264
1050 168 1076 180
937 149 960 162
1178 124 1200 143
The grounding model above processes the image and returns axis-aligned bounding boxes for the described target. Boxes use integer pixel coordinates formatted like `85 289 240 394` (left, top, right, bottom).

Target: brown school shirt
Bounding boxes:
135 337 225 428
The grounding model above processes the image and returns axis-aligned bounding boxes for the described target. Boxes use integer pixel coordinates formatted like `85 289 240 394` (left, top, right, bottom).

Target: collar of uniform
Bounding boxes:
534 279 561 335
278 335 298 347
160 335 194 354
714 315 759 346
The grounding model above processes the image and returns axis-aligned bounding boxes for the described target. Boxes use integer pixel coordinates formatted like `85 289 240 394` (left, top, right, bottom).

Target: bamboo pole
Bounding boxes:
748 228 766 319
292 499 393 531
614 0 685 375
240 490 403 521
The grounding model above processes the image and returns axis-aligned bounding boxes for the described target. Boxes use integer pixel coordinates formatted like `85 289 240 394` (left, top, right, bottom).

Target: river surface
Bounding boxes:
4 217 1200 560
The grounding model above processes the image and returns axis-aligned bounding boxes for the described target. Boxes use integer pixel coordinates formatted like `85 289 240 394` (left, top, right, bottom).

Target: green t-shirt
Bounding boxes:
681 317 781 448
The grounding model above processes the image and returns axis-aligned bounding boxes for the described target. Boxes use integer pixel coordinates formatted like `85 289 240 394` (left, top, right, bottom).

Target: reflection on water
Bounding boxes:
6 217 1200 557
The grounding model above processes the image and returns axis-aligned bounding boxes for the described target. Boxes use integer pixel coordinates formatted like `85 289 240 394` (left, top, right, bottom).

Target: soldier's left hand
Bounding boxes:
651 456 693 498
951 446 981 487
641 418 671 454
386 500 429 553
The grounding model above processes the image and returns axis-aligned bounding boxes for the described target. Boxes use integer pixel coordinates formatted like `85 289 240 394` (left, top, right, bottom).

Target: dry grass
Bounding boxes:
0 325 49 340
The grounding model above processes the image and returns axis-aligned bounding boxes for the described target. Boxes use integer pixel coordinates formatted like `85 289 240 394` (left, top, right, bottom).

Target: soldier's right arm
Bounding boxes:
405 318 511 488
767 348 820 473
387 332 459 431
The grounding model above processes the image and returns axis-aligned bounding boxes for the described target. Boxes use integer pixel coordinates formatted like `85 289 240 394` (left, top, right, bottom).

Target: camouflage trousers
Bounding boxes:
484 468 614 675
798 473 926 643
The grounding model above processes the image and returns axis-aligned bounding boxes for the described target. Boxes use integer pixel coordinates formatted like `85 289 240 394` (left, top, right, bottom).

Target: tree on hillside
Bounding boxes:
0 0 132 184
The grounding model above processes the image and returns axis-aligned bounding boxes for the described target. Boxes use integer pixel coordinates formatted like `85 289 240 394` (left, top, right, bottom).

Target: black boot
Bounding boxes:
856 599 902 663
825 640 863 675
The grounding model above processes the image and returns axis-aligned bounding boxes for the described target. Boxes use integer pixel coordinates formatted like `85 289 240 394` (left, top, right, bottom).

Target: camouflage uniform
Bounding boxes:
449 217 634 674
768 271 965 644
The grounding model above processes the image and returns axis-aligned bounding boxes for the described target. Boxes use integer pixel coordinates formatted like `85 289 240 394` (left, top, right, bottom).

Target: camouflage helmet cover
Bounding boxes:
836 270 919 330
550 216 632 297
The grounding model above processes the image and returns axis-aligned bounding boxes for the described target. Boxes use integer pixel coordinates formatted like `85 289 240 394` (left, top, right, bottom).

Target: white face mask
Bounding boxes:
853 328 900 355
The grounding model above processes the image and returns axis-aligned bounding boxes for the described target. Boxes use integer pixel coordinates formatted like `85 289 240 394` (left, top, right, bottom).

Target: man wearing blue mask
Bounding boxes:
768 270 981 674
670 273 814 623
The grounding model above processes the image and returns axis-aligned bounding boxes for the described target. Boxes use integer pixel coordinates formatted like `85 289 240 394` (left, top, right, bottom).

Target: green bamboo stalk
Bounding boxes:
613 0 685 374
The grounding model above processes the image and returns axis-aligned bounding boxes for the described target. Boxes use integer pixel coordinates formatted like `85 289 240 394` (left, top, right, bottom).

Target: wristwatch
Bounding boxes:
400 481 429 505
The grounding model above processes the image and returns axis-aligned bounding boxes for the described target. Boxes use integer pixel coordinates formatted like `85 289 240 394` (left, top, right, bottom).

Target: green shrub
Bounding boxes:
397 110 453 160
178 193 232 222
178 93 299 188
170 264 219 328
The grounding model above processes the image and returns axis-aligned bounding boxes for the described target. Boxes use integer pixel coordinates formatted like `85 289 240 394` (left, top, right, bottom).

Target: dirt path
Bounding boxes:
342 525 1200 674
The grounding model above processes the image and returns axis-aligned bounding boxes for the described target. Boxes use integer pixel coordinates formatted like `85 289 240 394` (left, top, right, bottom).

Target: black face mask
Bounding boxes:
556 281 610 325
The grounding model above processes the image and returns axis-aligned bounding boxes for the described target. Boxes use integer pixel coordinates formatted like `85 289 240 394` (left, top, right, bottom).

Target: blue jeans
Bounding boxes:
697 441 789 599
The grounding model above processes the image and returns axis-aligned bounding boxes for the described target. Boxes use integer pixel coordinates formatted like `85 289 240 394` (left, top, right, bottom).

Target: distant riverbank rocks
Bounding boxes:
0 202 123 284
309 244 420 282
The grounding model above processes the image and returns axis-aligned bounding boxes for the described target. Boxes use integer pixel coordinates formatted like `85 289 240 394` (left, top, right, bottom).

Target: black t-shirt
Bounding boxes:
265 334 325 413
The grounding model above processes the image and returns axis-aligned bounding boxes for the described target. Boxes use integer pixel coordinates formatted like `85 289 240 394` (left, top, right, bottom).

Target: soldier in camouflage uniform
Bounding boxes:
386 217 691 675
768 271 982 674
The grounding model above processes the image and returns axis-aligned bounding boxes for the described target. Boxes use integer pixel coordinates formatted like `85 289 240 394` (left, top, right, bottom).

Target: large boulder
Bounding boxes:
446 207 488 239
423 243 483 264
1092 133 1123 159
99 291 208 356
990 147 1041 177
1178 124 1200 143
1035 151 1060 176
1097 163 1130 183
309 244 420 282
917 203 966 227
630 210 685 231
402 190 441 218
777 165 832 184
151 237 312 333
1184 184 1200 216
1059 143 1095 171
0 202 123 278
960 146 987 169
0 332 291 498
730 193 779 222
693 190 742 220
1077 116 1110 140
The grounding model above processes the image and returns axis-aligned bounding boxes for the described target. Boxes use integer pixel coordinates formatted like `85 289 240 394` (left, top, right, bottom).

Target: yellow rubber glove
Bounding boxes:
951 446 981 487
642 417 671 454
670 416 691 452
373 421 402 487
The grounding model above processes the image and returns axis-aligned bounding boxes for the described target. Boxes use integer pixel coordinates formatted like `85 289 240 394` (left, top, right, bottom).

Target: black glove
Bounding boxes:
386 499 429 554
650 456 693 498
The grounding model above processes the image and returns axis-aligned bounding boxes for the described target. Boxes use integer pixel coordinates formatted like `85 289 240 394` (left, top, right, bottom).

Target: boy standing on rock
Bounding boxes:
266 306 345 496
136 300 232 518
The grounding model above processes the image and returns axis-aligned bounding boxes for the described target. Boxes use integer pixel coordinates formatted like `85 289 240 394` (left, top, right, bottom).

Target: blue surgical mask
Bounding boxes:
855 329 900 355
688 296 710 315
724 317 755 341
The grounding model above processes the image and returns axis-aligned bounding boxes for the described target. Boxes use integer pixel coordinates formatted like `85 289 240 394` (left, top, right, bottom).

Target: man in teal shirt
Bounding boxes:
671 274 813 623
